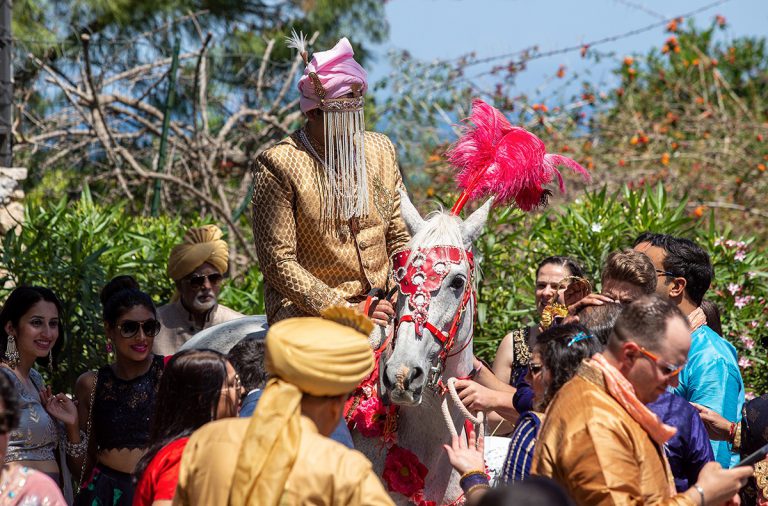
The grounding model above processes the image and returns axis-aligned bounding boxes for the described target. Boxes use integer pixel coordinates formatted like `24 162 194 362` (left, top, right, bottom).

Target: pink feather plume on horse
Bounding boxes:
447 99 591 214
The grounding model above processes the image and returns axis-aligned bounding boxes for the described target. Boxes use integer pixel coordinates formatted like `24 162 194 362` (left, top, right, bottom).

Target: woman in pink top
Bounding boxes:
133 350 241 505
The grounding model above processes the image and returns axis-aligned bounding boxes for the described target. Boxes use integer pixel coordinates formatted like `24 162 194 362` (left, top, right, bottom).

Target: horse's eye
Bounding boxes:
449 276 465 290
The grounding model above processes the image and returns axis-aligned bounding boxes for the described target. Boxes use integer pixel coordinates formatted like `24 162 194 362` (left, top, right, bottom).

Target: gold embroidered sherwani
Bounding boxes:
532 362 696 506
252 131 410 324
172 416 394 506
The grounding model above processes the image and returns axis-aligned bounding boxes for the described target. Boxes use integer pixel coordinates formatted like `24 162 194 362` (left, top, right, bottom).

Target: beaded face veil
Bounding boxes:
288 32 369 225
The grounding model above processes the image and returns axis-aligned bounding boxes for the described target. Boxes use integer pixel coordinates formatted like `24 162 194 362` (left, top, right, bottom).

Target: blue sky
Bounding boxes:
370 0 768 98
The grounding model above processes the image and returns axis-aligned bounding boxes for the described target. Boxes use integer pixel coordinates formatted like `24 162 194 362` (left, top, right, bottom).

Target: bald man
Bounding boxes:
153 225 244 355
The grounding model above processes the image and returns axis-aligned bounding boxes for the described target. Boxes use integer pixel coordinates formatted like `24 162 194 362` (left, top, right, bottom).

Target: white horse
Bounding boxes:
183 190 505 504
351 189 494 505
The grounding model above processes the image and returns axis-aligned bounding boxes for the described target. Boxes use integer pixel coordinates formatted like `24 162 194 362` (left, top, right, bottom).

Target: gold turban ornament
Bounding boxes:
229 307 374 506
167 224 229 281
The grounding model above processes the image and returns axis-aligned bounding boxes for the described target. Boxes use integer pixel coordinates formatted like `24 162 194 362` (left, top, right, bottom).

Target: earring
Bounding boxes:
48 349 53 371
4 335 19 368
106 341 113 354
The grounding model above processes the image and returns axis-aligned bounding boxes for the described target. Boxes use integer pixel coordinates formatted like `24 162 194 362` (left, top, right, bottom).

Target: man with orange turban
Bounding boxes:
153 224 244 355
251 34 409 334
173 307 393 506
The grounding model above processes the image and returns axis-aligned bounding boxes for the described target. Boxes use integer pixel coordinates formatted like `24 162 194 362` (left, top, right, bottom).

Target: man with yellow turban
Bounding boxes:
154 224 244 355
251 34 409 330
172 307 393 506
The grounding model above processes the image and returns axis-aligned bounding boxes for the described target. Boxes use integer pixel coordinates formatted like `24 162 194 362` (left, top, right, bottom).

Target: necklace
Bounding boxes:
298 129 326 169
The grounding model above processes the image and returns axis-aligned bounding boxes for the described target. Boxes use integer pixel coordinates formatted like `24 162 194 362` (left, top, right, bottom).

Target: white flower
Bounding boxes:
590 223 603 233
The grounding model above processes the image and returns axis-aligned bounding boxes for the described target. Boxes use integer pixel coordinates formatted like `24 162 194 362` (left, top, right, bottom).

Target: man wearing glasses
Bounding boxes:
532 295 751 505
634 232 744 469
153 224 244 355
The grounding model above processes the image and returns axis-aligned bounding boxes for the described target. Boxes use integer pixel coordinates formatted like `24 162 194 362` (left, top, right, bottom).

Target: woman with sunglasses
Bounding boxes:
133 349 241 506
0 365 67 505
74 276 165 506
0 286 84 501
499 323 603 484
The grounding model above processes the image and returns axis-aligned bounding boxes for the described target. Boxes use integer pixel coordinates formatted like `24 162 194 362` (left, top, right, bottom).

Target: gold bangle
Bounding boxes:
732 422 742 451
466 483 491 498
460 470 486 481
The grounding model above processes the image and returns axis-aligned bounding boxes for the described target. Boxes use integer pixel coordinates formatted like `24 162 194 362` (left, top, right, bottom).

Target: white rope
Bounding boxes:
440 377 485 444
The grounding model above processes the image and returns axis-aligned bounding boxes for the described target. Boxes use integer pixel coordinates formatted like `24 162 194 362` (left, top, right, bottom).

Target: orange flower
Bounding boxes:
758 164 766 172
627 68 637 77
623 56 634 66
692 58 700 66
671 142 679 150
580 45 589 58
427 154 441 163
640 135 650 144
662 45 670 54
674 45 681 54
695 97 705 105
757 134 764 142
666 20 678 32
630 135 639 146
693 206 705 218
426 187 435 197
562 145 570 152
710 58 719 67
557 65 566 78
618 159 626 167
661 153 671 165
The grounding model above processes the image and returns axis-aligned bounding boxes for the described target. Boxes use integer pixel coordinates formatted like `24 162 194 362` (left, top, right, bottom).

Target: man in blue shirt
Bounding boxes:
634 233 744 468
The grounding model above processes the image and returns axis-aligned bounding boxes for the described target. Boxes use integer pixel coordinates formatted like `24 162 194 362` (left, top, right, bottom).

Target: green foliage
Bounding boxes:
0 188 263 392
472 183 768 394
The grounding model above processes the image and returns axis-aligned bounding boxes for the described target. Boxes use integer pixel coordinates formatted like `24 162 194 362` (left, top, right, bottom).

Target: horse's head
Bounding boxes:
380 189 491 406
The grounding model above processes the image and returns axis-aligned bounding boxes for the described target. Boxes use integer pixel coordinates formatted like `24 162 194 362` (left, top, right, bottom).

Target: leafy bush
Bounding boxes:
471 183 768 394
0 187 264 391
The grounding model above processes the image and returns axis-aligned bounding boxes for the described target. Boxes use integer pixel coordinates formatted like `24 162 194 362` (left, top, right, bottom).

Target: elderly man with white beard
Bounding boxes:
153 224 244 355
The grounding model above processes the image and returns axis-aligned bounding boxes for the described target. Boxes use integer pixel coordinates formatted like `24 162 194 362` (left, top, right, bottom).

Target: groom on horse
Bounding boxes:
251 34 410 330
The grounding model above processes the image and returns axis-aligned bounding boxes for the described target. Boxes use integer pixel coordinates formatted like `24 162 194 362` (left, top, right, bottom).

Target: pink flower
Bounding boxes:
739 357 753 368
727 283 741 295
746 391 757 401
351 396 388 438
735 295 754 309
751 321 759 328
383 445 429 498
739 335 755 350
735 250 746 261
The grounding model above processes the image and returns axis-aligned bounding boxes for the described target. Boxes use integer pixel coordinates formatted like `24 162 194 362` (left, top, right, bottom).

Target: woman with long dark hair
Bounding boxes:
74 276 165 505
0 366 67 504
0 286 84 500
133 349 241 506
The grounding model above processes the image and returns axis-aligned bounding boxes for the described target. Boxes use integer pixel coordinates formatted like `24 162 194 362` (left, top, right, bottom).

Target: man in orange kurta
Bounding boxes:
532 295 751 506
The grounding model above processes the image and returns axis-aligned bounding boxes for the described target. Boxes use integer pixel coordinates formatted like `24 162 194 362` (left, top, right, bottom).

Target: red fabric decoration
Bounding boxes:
447 99 590 214
383 445 429 498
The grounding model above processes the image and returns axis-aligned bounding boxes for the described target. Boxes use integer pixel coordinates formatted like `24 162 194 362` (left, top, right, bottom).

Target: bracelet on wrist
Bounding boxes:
693 484 705 506
465 483 490 498
459 470 489 492
732 422 742 451
65 431 88 458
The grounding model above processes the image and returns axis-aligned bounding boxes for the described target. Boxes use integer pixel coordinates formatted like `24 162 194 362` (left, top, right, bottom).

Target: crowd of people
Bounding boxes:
0 33 763 506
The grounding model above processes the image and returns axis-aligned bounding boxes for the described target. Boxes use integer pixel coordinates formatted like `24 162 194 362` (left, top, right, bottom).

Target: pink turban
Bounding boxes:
297 37 368 113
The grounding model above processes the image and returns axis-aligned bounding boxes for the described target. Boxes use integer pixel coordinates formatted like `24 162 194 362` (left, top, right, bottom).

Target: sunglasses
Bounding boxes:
635 344 686 376
117 319 162 339
186 273 224 288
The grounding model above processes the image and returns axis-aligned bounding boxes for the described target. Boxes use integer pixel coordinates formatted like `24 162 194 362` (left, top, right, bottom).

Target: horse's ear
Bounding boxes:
398 187 425 237
460 198 493 247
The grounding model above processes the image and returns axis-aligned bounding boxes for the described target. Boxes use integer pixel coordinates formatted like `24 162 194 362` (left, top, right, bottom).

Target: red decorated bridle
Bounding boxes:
389 245 476 388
